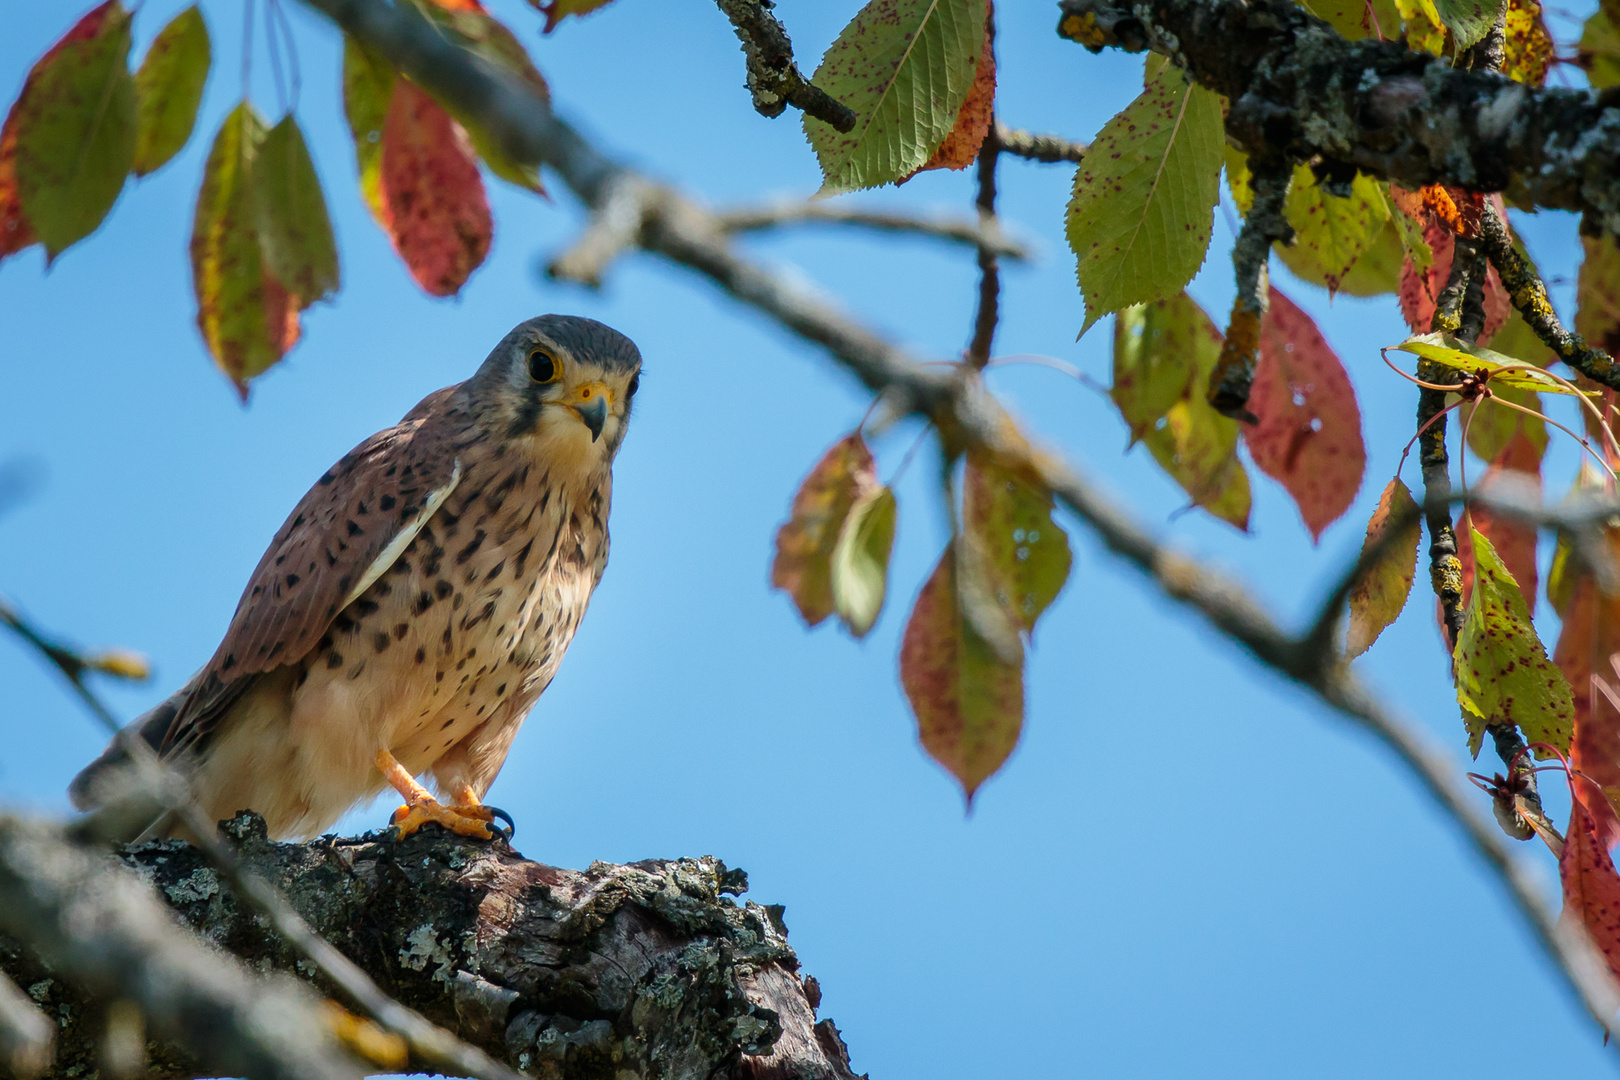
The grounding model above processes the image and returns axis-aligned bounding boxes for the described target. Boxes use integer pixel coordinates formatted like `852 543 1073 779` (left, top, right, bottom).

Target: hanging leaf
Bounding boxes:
772 433 879 628
253 115 340 308
1578 6 1620 88
1245 287 1366 540
341 37 394 224
379 80 491 297
829 485 897 638
1560 769 1620 976
1434 0 1507 48
1144 400 1253 529
132 5 210 176
0 112 33 260
1456 430 1543 605
1393 333 1594 396
900 542 1024 802
1555 564 1620 848
804 0 987 195
1110 294 1213 442
1502 0 1555 84
963 454 1072 633
911 0 995 175
1577 234 1620 355
1398 216 1511 343
535 0 618 32
1455 527 1573 757
10 1 136 260
1065 61 1222 333
1346 478 1421 659
191 102 299 396
1276 166 1389 296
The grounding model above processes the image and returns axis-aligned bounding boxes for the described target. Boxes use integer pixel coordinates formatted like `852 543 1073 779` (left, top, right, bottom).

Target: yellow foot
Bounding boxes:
390 799 496 840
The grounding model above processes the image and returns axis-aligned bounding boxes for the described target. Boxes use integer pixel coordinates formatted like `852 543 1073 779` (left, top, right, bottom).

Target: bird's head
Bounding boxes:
469 315 642 471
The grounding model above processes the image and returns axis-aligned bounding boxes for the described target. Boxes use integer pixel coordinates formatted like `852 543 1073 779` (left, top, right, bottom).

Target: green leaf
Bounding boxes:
1144 399 1253 529
1225 145 1253 216
342 37 394 225
1346 478 1421 658
12 1 136 259
804 0 988 195
1466 314 1549 464
1327 217 1404 297
1579 6 1620 89
963 454 1072 633
1393 333 1593 396
900 541 1024 802
1576 233 1620 355
132 5 209 176
830 485 897 638
772 433 879 627
1455 527 1573 756
253 115 339 308
1276 166 1389 296
1435 0 1506 48
1066 62 1223 334
190 101 298 396
1299 0 1403 39
1111 294 1213 442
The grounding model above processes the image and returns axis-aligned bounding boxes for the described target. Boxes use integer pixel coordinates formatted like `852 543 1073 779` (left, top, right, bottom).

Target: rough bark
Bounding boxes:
1056 0 1620 235
0 813 861 1080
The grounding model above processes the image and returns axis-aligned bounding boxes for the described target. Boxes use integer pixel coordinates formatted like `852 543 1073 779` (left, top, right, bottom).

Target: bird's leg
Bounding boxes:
375 749 496 840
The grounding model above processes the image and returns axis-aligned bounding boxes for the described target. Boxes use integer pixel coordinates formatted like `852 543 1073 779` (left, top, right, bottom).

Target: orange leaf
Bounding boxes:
900 542 1024 802
915 0 995 174
1346 477 1421 658
379 81 491 297
1245 286 1366 541
771 433 878 627
1560 767 1620 982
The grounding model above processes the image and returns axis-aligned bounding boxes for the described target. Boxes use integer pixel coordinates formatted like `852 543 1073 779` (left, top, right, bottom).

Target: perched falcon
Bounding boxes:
72 315 642 841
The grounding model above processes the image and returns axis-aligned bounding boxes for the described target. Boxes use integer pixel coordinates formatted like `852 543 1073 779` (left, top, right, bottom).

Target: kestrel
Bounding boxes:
72 315 641 841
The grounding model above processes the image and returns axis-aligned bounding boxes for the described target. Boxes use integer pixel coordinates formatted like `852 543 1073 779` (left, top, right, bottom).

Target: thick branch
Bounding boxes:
1208 155 1291 422
1055 0 1620 235
0 814 857 1080
712 0 855 132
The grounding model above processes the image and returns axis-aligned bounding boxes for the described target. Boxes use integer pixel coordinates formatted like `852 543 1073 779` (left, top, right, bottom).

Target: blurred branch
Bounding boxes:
0 971 52 1079
2 813 858 1080
715 202 1029 259
0 594 148 732
713 0 856 132
0 815 365 1080
297 0 1620 1046
992 120 1086 165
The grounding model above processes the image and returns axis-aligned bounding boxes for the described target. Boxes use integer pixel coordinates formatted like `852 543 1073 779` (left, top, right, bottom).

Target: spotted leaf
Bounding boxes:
773 433 879 628
1434 0 1507 47
911 0 995 175
1554 542 1620 849
1346 478 1421 659
1277 166 1389 296
1454 527 1573 757
900 542 1024 802
132 5 210 176
963 453 1072 634
1560 769 1620 975
1245 286 1366 541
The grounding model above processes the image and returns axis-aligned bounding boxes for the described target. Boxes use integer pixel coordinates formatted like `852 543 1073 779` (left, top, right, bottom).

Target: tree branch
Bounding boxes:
1055 0 1620 237
714 202 1028 260
0 970 52 1079
1208 154 1291 422
712 0 855 132
0 814 858 1080
294 0 1620 1044
966 114 1002 369
992 120 1086 165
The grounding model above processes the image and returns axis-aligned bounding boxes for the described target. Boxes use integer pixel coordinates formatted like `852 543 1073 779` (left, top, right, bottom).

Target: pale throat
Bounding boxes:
520 408 615 484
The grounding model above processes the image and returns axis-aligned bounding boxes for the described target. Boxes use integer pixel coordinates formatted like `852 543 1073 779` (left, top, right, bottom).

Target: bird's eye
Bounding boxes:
626 373 640 398
528 349 560 383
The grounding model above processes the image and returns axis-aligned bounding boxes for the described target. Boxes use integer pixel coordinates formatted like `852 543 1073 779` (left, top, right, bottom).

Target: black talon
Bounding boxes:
487 806 515 840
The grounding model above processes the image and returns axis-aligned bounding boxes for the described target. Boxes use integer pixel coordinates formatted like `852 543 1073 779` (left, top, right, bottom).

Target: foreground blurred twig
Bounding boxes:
298 0 1620 1043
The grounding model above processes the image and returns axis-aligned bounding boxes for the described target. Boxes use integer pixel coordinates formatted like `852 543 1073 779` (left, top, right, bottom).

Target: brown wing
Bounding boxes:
160 386 469 755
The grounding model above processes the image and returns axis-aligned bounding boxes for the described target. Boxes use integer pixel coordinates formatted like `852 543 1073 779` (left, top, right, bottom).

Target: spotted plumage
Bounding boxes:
72 316 642 840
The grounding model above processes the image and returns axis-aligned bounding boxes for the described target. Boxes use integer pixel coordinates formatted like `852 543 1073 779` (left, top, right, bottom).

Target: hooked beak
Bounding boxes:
569 389 609 442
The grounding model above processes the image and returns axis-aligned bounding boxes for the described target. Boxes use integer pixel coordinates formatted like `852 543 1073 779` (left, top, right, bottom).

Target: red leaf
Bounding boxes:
0 1 121 261
1560 767 1620 983
915 0 995 173
899 542 1024 802
1245 286 1366 540
1555 535 1620 849
379 81 491 297
1457 429 1543 602
1398 215 1510 344
1346 477 1421 658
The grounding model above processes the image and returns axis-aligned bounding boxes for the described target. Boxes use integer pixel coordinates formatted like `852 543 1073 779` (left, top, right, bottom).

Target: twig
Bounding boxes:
0 602 528 1080
544 173 659 288
712 0 855 132
1208 153 1291 422
966 111 1002 369
290 0 1620 1044
715 201 1028 259
1478 205 1620 390
992 119 1086 164
0 971 52 1079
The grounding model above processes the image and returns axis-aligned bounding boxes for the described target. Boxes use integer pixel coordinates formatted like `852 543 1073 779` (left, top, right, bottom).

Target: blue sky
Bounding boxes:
1 1 1613 1075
